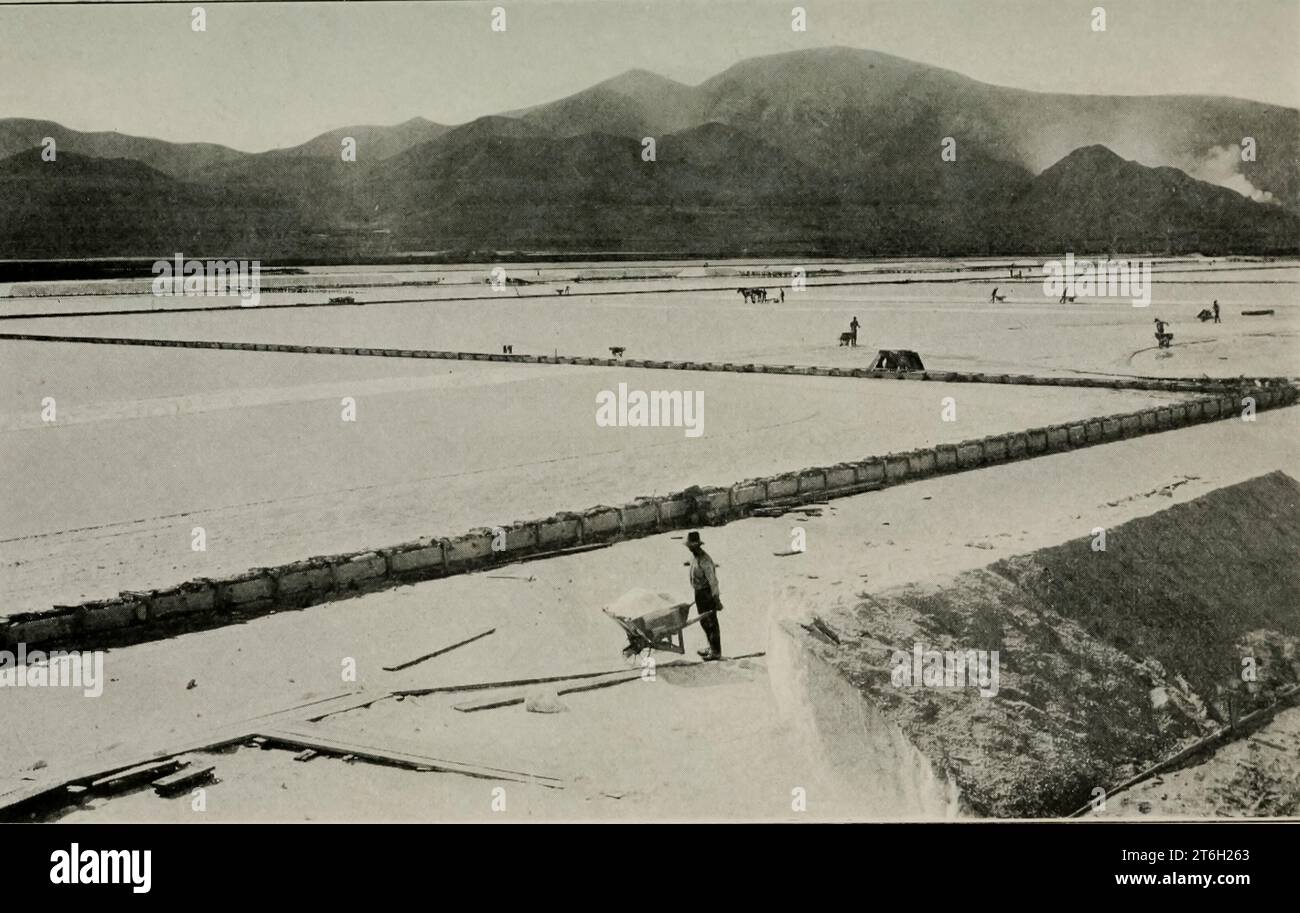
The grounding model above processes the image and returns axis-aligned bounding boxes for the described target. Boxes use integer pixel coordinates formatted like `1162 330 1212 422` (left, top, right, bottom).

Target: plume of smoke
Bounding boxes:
1192 144 1276 203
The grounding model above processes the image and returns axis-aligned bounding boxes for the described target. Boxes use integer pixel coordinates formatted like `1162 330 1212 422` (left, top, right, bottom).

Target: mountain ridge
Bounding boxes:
2 46 1297 259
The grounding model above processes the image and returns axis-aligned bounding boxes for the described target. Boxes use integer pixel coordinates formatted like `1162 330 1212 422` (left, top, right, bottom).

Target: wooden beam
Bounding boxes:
398 651 765 698
153 765 215 797
255 724 564 788
455 671 644 712
396 661 687 698
92 759 186 794
382 628 495 672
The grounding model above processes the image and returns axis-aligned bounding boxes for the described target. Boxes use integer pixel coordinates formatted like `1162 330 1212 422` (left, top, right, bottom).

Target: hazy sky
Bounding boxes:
2 0 1297 152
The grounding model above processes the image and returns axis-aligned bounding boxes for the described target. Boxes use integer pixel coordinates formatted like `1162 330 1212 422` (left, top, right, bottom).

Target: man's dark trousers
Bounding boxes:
695 588 722 655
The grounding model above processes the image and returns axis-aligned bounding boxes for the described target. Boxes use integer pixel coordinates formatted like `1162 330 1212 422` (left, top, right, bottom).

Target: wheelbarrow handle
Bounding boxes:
680 610 716 630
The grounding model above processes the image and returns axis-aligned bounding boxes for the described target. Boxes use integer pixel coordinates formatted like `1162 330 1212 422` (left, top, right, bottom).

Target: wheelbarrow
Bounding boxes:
603 601 716 657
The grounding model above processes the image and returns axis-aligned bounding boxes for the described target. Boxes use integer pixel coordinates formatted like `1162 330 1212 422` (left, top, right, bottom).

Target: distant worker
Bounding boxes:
779 289 785 304
1213 300 1221 323
685 531 723 661
850 315 861 347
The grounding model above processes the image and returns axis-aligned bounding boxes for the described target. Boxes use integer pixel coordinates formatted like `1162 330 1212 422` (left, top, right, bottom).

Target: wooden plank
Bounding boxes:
153 765 215 797
382 628 496 672
298 722 565 783
396 661 690 698
263 690 391 724
91 759 186 794
247 689 381 724
559 673 643 696
456 672 644 712
402 651 766 698
453 691 530 712
453 673 630 712
256 724 564 788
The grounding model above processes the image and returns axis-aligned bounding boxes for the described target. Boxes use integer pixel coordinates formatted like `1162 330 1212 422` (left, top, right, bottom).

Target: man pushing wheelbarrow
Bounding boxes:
602 531 725 661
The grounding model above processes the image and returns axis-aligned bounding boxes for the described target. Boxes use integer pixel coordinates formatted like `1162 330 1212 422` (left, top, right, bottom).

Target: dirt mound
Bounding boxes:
993 470 1300 705
790 471 1300 817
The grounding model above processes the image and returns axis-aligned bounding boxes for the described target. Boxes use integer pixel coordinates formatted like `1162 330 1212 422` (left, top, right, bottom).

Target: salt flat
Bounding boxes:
0 341 1180 613
3 256 1292 612
5 259 1296 377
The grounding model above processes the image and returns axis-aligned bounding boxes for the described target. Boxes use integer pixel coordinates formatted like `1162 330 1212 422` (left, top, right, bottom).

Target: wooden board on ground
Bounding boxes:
413 651 767 701
397 660 691 697
453 654 767 712
382 628 495 672
454 671 643 713
91 759 186 794
256 723 564 788
153 765 215 797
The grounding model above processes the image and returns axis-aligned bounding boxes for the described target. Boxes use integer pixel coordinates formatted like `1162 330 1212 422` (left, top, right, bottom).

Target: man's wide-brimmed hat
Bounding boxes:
685 531 703 546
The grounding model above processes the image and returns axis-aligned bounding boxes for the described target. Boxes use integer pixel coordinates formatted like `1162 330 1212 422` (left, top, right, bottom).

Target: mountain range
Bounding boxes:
1 46 1296 260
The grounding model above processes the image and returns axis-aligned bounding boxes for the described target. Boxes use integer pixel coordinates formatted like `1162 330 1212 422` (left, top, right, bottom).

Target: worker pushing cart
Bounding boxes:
602 531 726 661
